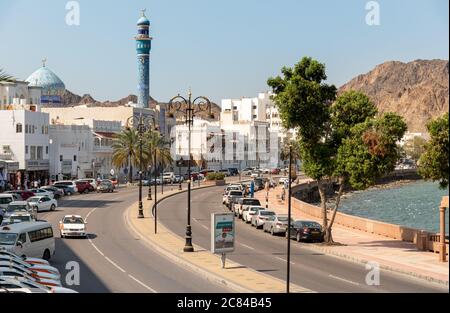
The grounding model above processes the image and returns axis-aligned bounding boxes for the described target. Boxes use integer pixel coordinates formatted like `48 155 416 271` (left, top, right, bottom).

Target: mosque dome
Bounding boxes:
26 63 65 96
137 11 150 26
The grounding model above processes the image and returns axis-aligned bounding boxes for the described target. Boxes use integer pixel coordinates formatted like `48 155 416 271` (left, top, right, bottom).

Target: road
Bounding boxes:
38 186 230 293
159 186 448 293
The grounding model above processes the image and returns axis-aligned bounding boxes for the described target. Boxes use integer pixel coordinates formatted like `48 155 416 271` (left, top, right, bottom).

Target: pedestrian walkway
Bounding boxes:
124 181 313 293
254 183 449 285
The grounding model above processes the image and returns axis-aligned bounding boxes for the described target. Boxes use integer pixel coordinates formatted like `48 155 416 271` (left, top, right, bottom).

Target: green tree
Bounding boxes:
142 130 173 173
112 128 139 183
418 114 449 189
268 57 407 243
403 136 427 163
0 68 14 83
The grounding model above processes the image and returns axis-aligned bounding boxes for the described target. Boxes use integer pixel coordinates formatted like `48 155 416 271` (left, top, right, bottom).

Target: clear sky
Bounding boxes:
0 0 448 104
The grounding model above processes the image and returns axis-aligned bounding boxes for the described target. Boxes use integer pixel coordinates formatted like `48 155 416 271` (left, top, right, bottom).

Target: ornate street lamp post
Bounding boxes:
168 90 212 252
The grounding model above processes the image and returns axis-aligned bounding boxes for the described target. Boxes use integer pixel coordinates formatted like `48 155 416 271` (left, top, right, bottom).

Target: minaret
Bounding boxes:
135 9 152 109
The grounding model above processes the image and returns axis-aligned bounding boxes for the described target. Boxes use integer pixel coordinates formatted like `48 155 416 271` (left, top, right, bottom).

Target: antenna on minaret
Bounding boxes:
141 8 146 17
42 57 47 67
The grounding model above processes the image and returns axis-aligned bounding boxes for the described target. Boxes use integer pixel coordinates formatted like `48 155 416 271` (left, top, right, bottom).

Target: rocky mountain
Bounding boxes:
339 59 449 133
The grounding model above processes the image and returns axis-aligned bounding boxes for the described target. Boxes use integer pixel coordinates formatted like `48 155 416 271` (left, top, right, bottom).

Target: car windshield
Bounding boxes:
6 205 28 213
0 198 12 205
301 222 322 228
243 199 260 205
54 182 71 186
0 233 18 245
63 217 84 224
7 216 31 223
260 211 276 216
229 191 242 196
250 207 263 212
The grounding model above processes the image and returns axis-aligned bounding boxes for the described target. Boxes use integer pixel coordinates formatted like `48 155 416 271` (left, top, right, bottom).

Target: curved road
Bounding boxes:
38 186 230 293
159 186 448 293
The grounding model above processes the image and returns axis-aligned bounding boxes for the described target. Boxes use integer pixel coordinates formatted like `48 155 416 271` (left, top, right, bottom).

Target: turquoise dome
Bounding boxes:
137 16 150 26
26 66 65 95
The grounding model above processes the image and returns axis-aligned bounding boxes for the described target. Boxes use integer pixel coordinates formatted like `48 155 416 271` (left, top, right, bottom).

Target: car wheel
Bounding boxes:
43 249 51 261
50 204 55 211
296 232 301 242
60 233 64 238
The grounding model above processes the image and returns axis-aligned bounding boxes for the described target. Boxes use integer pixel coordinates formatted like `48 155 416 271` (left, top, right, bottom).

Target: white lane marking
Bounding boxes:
193 218 209 230
275 256 295 265
240 243 255 250
85 207 97 222
88 240 105 256
128 274 157 293
328 274 360 286
104 256 126 273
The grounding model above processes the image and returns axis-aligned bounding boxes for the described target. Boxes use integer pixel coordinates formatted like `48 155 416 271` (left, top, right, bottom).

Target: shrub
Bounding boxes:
206 172 225 180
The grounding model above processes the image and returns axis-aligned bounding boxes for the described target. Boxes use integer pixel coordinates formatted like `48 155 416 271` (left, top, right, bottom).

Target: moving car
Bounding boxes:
100 179 115 190
76 179 98 190
263 214 292 235
75 181 94 194
0 222 55 260
242 206 265 223
1 212 35 226
97 181 114 193
251 210 276 229
4 190 35 201
234 198 262 218
287 220 324 243
59 215 87 238
27 196 57 212
3 201 35 220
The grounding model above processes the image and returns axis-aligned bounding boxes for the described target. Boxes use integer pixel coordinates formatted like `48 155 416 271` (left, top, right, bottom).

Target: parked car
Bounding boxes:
223 190 244 207
0 251 50 266
4 190 35 201
0 277 77 293
75 181 94 194
278 177 290 185
242 168 254 176
234 198 262 218
242 206 265 223
76 179 98 190
227 168 239 176
251 210 276 229
253 178 266 191
97 181 114 193
0 256 60 277
162 172 176 184
1 212 35 226
59 215 87 238
0 268 61 288
29 189 54 199
27 196 57 212
40 186 64 199
0 194 15 212
100 179 115 190
271 168 281 175
200 169 215 177
263 214 292 235
174 175 184 183
3 201 35 220
53 181 78 196
287 220 324 243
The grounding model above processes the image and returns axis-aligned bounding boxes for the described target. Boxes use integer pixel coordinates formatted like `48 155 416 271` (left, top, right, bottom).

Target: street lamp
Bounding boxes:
286 143 293 293
168 90 212 252
126 112 156 219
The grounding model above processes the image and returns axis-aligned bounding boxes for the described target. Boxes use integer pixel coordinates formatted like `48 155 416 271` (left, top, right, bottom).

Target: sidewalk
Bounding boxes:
124 182 313 293
255 184 449 286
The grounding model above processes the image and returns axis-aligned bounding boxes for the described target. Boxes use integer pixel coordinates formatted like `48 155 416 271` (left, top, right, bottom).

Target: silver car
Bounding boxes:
263 214 293 235
251 210 276 229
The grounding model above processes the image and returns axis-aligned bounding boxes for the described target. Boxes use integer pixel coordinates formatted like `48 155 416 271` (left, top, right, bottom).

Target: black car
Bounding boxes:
287 220 324 243
227 168 239 176
253 178 265 191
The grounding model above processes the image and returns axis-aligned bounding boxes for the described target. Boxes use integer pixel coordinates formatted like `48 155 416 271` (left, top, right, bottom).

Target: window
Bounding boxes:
73 155 77 162
37 146 43 160
46 146 48 154
32 125 35 134
16 123 22 133
18 233 27 243
60 155 63 162
25 146 28 154
25 124 29 134
41 126 44 134
28 227 53 243
30 146 36 160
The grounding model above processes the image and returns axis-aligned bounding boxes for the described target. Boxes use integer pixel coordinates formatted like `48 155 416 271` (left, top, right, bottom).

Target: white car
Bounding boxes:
29 189 54 199
0 277 77 293
242 206 265 223
0 258 60 278
59 215 87 238
0 194 15 213
278 177 290 185
27 196 57 212
223 190 244 206
251 210 276 229
1 212 35 226
0 250 50 266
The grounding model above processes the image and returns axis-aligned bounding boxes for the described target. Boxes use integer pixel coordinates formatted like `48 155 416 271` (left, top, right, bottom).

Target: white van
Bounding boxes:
0 222 55 260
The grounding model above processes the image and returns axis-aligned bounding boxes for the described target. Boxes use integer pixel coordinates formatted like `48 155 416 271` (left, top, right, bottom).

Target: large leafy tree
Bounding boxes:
112 128 139 183
268 57 407 243
418 113 449 189
142 129 173 174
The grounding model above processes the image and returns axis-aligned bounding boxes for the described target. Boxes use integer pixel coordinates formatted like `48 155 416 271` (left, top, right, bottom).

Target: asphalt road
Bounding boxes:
158 186 448 293
38 186 230 293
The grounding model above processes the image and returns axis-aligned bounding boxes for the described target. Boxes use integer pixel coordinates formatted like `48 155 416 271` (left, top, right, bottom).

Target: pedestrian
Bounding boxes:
281 185 286 201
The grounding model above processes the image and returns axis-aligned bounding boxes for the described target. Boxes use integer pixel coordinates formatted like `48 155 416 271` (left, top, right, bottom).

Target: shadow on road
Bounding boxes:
59 199 122 209
51 238 111 293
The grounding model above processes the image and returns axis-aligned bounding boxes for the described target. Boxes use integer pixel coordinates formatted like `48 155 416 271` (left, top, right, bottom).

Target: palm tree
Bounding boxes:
112 128 139 183
143 130 173 173
0 68 15 83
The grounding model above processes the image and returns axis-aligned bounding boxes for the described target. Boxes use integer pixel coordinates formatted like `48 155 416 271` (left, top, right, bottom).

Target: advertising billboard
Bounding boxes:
211 213 235 254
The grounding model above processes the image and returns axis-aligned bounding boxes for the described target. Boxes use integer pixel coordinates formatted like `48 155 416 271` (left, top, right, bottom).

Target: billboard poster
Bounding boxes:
211 213 235 254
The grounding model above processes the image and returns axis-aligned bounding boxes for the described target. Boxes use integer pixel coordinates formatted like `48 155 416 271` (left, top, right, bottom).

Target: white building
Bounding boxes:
0 81 42 111
0 109 50 188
